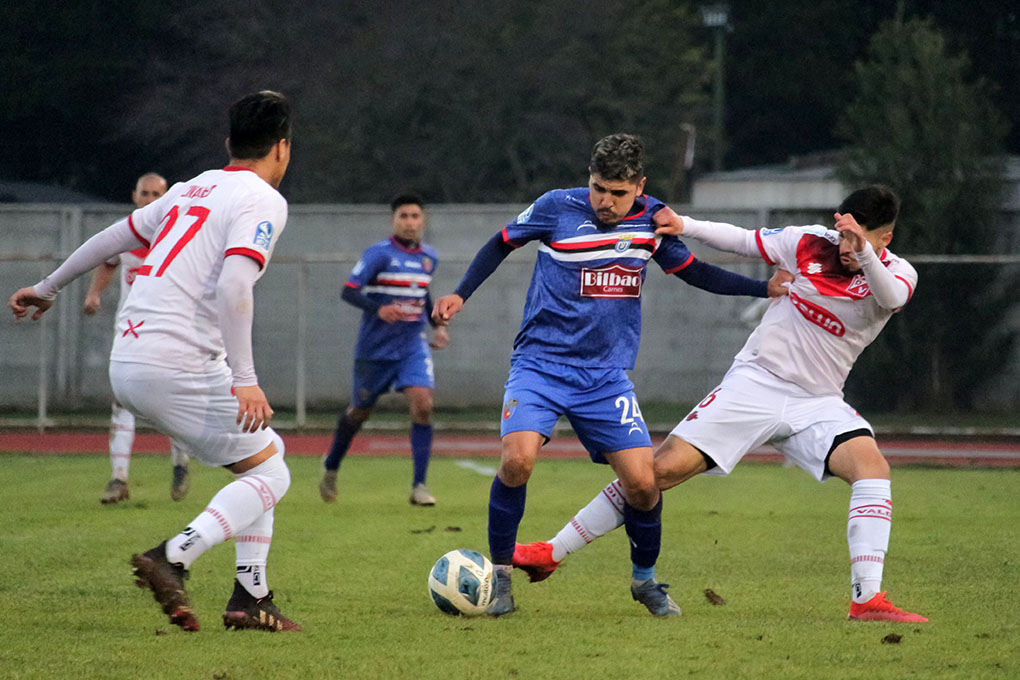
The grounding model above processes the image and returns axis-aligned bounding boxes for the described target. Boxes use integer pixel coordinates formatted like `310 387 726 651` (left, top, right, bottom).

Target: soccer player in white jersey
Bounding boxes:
514 185 929 623
83 172 193 504
9 90 301 632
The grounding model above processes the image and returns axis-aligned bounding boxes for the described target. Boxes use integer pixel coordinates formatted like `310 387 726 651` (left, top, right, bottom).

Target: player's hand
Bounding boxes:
767 269 794 297
233 384 274 432
8 287 53 322
83 292 102 315
653 206 685 236
834 212 867 252
377 304 404 323
429 325 450 350
431 294 463 326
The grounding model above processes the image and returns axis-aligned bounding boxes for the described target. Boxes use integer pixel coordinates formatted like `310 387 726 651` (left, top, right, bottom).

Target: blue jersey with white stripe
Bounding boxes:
347 237 438 360
504 187 694 368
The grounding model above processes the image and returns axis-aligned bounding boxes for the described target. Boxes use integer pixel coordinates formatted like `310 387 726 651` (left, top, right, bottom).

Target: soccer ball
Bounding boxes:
428 549 494 616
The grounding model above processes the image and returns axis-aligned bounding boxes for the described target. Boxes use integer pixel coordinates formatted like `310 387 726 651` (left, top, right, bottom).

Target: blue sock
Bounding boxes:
411 423 432 486
324 413 362 471
623 494 663 579
488 477 526 565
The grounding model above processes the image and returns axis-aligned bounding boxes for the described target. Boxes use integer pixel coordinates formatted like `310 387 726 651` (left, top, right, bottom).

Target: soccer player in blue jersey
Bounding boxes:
320 193 449 506
433 133 790 617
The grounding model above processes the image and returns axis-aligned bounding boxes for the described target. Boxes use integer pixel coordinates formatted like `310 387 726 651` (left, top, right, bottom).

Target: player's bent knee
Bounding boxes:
622 483 659 511
241 451 291 504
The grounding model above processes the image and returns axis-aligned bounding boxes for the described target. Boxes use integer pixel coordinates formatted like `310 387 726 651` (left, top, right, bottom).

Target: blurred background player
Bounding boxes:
515 185 928 623
433 133 790 617
320 192 448 506
83 172 192 504
9 90 301 632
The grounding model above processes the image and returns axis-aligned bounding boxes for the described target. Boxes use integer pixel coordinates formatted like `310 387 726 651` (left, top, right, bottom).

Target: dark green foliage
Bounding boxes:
836 14 1016 411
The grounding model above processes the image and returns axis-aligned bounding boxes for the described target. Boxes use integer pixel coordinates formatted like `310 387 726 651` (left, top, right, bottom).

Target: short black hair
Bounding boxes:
589 133 645 182
228 90 292 160
390 191 425 212
838 185 900 230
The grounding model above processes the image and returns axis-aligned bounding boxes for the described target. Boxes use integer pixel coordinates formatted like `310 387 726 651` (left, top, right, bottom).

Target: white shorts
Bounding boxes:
109 360 276 468
669 362 872 481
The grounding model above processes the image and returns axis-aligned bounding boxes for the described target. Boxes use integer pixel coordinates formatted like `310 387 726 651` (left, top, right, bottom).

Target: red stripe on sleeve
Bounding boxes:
344 281 360 289
663 252 695 274
128 215 151 248
895 275 914 301
501 227 523 249
755 230 776 266
225 247 266 269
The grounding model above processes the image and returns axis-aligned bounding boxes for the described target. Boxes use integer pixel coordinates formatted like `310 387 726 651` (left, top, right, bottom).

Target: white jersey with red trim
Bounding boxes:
110 166 287 371
737 225 917 396
109 246 150 323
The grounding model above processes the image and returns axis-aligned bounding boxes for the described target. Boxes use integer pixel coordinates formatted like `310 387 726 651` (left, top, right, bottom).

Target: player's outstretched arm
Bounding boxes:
431 294 463 325
767 269 794 297
652 206 685 236
673 216 759 258
432 232 515 326
8 287 53 321
673 259 775 298
429 325 450 349
83 263 118 315
11 218 142 321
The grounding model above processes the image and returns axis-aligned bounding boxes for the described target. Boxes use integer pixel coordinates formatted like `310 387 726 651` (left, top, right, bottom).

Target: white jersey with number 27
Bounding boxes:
110 166 287 372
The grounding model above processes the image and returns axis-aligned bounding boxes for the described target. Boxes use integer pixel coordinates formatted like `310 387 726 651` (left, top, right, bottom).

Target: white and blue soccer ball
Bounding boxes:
428 549 494 616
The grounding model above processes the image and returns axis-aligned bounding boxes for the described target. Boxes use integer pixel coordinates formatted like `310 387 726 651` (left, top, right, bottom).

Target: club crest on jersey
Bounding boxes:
580 264 643 298
253 221 273 249
789 291 845 337
614 235 633 253
846 274 870 298
517 203 534 224
502 398 518 420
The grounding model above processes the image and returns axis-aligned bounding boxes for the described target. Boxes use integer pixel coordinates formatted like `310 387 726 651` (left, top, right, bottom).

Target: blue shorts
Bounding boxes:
500 355 651 464
351 355 434 408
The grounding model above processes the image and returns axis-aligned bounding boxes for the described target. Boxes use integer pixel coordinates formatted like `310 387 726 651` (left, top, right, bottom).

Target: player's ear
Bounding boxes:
224 137 232 158
880 226 894 248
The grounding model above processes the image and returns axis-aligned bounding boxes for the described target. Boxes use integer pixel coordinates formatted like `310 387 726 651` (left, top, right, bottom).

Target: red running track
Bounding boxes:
1 431 1019 467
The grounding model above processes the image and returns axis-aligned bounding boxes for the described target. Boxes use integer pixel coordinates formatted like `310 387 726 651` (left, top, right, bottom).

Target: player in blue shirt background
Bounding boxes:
320 193 448 506
433 134 790 617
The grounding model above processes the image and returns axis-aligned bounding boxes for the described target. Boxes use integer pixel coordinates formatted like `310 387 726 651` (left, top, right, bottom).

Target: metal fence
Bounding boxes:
2 203 1018 430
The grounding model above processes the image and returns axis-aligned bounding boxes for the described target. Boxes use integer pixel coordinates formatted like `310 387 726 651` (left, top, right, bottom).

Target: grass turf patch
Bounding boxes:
0 453 1017 679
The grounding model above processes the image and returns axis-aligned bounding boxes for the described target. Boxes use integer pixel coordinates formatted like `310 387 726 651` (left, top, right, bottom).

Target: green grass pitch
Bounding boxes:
1 453 1017 679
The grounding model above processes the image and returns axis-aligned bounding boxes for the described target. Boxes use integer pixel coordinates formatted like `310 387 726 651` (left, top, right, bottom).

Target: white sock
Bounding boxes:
109 403 135 480
235 508 273 598
549 479 626 561
847 478 892 604
167 450 290 569
170 443 190 467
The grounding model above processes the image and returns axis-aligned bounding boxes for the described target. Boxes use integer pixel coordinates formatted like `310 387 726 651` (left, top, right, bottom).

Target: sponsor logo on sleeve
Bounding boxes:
580 264 643 298
761 227 785 236
576 220 598 231
352 260 365 275
253 221 273 249
422 257 434 273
